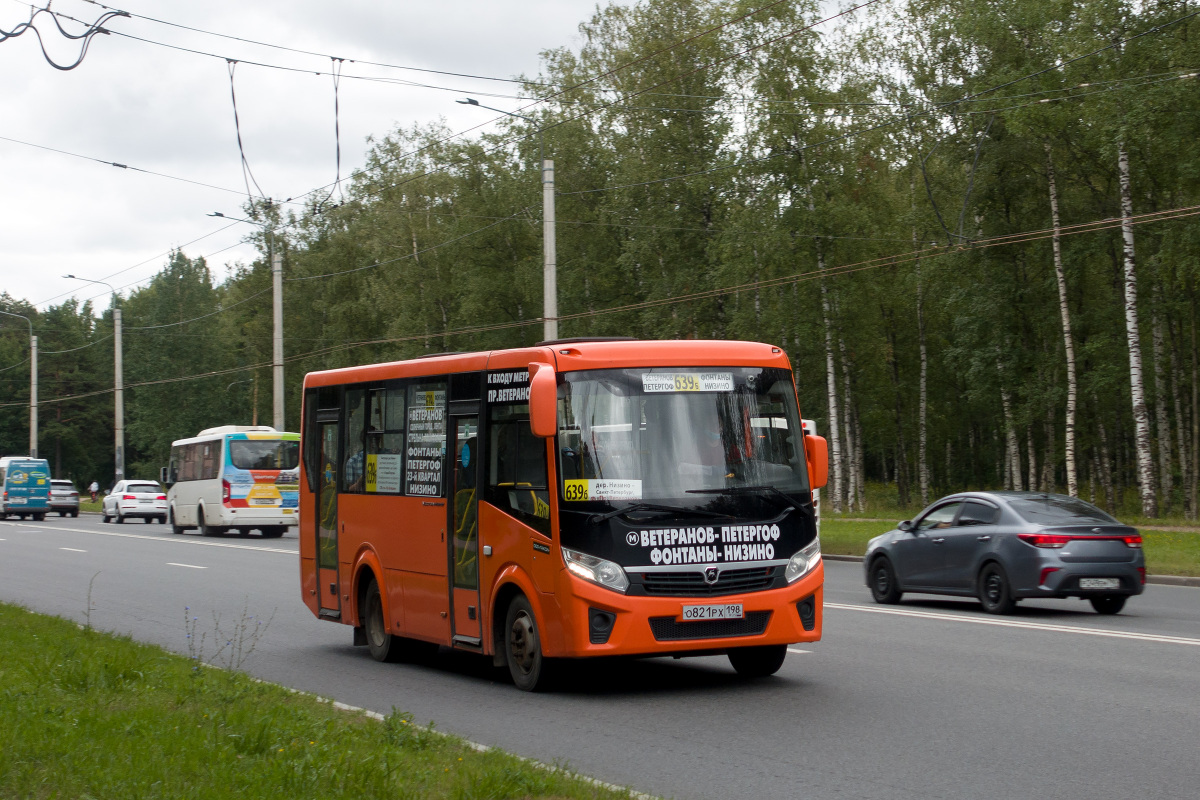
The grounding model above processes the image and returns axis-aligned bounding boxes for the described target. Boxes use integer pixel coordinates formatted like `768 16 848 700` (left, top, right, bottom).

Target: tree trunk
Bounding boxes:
917 246 929 508
1152 303 1173 513
820 276 843 513
1097 415 1115 511
1170 319 1190 516
1000 378 1021 491
1117 141 1157 516
1046 142 1078 496
839 333 858 512
1026 427 1038 494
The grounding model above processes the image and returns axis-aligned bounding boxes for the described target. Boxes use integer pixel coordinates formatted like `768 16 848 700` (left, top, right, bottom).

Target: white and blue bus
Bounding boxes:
163 426 300 537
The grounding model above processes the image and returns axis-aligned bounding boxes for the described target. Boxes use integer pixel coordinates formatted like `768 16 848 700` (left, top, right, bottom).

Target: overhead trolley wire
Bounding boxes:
7 202 1198 410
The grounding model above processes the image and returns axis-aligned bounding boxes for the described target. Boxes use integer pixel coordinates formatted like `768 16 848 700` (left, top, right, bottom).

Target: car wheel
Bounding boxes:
32 513 44 522
143 517 152 524
115 511 125 524
1089 594 1127 615
505 595 553 691
978 562 1017 615
71 510 78 518
197 508 223 537
157 516 166 524
869 556 903 604
363 579 404 663
101 510 110 523
728 644 788 677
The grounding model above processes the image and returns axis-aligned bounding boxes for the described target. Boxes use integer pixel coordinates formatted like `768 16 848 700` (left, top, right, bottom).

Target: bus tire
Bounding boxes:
728 644 787 677
197 508 223 537
363 579 404 663
169 508 185 535
504 595 552 692
261 526 285 538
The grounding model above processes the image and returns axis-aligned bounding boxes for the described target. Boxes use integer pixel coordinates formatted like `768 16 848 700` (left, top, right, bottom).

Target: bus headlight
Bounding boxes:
785 537 821 583
562 547 629 594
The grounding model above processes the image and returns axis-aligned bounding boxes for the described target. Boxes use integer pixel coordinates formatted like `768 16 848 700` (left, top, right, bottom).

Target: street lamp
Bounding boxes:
210 211 284 430
63 275 123 483
0 310 36 458
457 97 557 341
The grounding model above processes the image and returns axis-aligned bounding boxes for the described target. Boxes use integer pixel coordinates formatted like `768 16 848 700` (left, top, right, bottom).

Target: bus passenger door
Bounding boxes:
449 413 481 645
317 419 341 616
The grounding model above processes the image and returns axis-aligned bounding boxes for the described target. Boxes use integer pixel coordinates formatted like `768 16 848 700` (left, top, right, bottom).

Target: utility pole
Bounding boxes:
272 248 284 430
63 275 123 484
542 158 557 342
457 98 558 341
113 304 124 481
30 334 37 458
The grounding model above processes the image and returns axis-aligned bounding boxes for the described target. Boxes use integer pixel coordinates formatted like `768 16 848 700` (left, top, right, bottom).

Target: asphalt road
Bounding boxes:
2 514 1198 799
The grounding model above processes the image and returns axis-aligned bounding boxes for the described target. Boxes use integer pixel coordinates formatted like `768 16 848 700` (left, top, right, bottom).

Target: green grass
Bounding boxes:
0 603 634 800
819 519 1200 577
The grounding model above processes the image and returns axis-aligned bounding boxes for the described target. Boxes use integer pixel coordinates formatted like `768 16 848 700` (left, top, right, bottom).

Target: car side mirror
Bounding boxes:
898 520 914 533
527 362 557 438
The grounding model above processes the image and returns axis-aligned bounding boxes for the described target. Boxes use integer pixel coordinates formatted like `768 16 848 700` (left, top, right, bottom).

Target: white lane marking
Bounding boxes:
4 521 293 554
825 601 1200 647
167 562 207 569
60 547 88 553
787 648 811 654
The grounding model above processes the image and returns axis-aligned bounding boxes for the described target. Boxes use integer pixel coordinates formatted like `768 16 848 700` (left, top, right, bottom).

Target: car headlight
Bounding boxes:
562 547 629 593
785 536 821 583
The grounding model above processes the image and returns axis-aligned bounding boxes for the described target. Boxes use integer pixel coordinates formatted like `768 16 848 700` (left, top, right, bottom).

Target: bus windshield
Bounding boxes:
229 439 300 471
556 366 810 507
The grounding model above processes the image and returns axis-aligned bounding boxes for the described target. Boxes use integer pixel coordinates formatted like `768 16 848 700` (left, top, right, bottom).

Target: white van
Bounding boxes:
162 426 299 537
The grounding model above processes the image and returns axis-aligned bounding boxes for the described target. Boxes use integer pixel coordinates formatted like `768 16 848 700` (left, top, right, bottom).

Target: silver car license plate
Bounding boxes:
681 603 744 621
1080 577 1120 590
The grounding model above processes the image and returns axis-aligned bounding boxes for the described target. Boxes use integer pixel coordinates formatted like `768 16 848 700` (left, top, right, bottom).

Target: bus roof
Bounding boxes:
303 339 791 388
170 427 299 447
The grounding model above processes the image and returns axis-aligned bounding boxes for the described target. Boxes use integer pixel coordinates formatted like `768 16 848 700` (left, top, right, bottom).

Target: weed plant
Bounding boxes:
0 603 633 800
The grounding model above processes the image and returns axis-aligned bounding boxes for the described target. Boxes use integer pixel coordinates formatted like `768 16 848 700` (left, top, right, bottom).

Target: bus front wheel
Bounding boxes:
728 644 787 678
505 595 553 692
363 579 404 663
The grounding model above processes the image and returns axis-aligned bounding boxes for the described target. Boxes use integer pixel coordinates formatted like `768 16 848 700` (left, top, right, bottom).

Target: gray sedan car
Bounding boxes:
864 491 1145 615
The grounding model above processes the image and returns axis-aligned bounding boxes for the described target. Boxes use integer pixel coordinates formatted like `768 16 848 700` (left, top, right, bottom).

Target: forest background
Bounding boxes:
3 0 1199 520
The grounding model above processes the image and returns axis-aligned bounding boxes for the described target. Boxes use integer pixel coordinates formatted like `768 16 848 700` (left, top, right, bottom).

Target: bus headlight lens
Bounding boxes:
562 547 629 593
785 537 821 583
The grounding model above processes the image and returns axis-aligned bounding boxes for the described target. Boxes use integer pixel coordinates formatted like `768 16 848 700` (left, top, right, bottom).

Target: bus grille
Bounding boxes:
648 611 772 641
640 566 778 597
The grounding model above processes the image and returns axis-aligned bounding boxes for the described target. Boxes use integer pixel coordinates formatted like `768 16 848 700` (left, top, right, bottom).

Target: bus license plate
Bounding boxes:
1079 577 1120 590
681 604 744 621
249 498 277 506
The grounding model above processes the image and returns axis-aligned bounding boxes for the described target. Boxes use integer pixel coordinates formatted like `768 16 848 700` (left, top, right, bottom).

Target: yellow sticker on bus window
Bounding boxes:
562 479 642 501
563 480 589 501
365 454 378 493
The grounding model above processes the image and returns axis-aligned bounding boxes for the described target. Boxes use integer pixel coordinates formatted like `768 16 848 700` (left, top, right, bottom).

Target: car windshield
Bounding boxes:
229 439 300 470
1010 495 1118 525
556 366 809 505
126 483 161 494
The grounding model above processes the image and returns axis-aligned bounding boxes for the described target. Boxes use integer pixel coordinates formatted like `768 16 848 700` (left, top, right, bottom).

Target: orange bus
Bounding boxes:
299 339 828 690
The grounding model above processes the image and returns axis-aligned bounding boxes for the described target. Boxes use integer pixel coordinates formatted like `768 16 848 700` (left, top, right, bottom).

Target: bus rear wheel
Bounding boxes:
197 508 224 537
728 644 787 678
261 526 286 538
505 595 552 692
363 579 404 663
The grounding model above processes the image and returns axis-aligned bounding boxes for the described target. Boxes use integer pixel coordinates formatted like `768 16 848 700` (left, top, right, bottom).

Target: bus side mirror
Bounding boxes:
805 434 828 490
528 362 557 438
159 467 168 486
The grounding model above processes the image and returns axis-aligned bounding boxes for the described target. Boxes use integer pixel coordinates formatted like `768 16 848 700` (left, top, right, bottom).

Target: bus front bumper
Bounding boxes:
550 559 824 658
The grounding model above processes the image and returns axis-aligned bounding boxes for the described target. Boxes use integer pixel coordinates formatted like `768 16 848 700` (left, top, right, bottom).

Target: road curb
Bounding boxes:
821 554 1200 587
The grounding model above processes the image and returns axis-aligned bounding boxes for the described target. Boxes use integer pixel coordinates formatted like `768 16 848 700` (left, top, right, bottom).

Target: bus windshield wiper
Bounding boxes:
686 485 804 513
588 502 732 525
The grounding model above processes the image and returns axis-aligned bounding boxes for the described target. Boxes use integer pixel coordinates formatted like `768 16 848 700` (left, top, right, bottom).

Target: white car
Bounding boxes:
102 480 168 524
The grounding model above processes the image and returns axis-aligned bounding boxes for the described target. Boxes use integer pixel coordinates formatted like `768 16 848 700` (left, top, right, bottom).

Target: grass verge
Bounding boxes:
820 519 1200 577
0 602 635 800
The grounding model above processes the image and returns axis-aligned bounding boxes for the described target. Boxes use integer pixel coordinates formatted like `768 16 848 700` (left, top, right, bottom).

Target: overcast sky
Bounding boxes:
1 0 615 315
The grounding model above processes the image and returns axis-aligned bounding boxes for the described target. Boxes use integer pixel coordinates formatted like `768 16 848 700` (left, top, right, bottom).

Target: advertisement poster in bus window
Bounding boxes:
406 384 446 496
223 432 301 508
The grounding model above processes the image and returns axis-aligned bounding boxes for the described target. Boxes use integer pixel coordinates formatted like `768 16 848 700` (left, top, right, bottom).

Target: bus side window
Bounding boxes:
343 389 366 493
487 404 550 534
